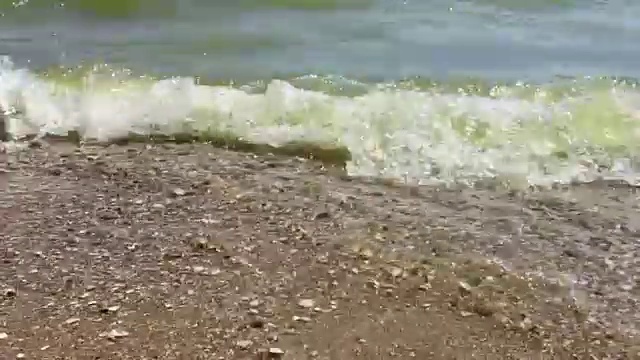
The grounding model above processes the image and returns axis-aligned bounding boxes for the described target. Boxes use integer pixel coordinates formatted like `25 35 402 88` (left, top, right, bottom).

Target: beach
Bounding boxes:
2 1 640 357
1 141 639 358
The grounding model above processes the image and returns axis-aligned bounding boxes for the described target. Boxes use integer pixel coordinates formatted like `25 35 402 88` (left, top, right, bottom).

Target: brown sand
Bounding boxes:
1 142 640 359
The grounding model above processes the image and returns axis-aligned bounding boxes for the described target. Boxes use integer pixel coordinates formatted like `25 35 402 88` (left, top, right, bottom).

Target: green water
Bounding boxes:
1 0 640 186
2 0 638 80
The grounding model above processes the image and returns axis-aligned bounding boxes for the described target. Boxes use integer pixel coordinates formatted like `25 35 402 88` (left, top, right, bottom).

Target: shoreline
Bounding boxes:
1 142 639 358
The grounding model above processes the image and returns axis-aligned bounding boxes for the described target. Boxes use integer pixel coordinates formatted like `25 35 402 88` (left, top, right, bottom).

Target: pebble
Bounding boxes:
151 203 165 210
172 188 186 197
235 339 253 349
269 347 285 355
298 299 315 308
458 281 472 296
460 311 473 318
104 305 121 313
64 317 81 325
0 332 7 340
389 266 403 278
105 329 130 340
620 284 634 291
358 248 373 260
314 211 330 220
518 316 534 331
192 265 206 274
257 347 285 360
192 238 208 250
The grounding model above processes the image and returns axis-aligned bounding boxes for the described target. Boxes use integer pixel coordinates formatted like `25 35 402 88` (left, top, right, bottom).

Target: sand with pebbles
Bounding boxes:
1 141 639 359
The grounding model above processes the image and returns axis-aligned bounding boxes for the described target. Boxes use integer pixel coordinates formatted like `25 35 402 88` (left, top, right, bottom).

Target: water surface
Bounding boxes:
1 0 639 186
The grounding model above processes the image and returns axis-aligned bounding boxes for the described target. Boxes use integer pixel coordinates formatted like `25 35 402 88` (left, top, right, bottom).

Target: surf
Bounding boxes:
1 57 640 187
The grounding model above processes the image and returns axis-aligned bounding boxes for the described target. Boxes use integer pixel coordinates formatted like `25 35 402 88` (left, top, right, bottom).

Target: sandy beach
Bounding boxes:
1 141 640 359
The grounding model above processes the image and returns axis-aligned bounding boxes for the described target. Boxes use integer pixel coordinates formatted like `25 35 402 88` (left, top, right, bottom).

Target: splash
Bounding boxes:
1 57 640 187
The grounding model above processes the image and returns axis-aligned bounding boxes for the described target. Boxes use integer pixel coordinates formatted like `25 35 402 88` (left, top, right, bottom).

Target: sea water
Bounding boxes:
1 0 640 187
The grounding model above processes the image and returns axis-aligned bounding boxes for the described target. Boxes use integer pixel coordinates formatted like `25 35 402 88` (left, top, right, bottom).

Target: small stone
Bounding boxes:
562 248 579 258
358 248 373 260
388 266 403 278
28 139 45 148
127 243 139 251
192 238 208 250
460 311 473 318
494 313 511 326
40 345 50 351
64 317 81 325
620 284 634 291
104 305 121 313
266 348 284 359
313 211 330 220
16 353 25 359
379 282 396 289
457 281 472 296
163 252 182 260
172 188 186 197
236 339 253 349
518 316 534 331
282 328 298 335
105 329 129 340
257 347 285 360
367 279 379 289
249 299 261 307
48 168 62 176
151 203 165 210
3 288 16 297
269 347 285 355
473 301 498 317
192 266 206 274
0 332 7 340
63 276 75 291
298 299 315 308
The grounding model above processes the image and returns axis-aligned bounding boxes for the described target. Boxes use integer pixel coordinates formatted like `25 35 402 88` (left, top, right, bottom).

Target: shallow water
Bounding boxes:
1 0 640 186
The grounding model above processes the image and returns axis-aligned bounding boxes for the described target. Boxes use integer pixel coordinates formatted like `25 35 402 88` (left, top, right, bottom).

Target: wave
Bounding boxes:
2 57 640 187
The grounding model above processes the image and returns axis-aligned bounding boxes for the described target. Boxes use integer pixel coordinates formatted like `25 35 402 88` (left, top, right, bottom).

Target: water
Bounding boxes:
2 0 640 186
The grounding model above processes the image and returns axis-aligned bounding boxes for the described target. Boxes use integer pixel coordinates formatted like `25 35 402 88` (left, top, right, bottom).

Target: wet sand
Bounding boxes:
1 142 640 359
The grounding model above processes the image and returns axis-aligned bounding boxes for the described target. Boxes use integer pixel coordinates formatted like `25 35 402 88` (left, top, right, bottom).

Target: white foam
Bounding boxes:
1 56 639 186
